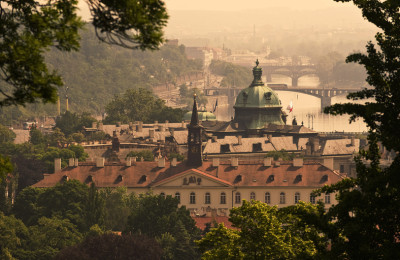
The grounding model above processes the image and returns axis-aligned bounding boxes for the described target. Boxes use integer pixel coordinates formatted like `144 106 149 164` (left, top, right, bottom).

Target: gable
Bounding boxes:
152 170 231 188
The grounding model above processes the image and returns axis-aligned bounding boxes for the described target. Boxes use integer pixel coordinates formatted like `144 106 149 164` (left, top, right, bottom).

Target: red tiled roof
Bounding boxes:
193 216 233 230
33 160 344 188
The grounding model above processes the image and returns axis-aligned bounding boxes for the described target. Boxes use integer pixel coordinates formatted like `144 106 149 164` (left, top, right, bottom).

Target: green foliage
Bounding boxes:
168 153 185 162
125 193 201 259
265 149 296 161
0 213 29 259
104 88 187 124
126 150 154 162
198 200 324 259
0 154 13 184
55 111 96 137
209 60 253 88
55 233 163 260
29 128 45 146
179 85 208 110
0 0 169 107
0 124 15 143
321 1 400 258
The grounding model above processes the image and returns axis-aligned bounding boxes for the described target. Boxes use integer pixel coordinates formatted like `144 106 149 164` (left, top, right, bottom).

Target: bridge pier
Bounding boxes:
266 72 272 82
292 77 299 87
321 96 332 110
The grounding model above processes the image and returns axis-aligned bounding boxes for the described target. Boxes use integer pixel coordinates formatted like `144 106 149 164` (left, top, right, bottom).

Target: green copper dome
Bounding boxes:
233 59 285 129
183 110 217 122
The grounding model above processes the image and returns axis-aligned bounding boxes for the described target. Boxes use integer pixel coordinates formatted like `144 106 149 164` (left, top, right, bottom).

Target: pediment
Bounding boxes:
152 169 231 188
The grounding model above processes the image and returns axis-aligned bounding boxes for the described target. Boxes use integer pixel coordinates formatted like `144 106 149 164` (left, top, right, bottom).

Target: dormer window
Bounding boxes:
267 175 275 183
242 92 248 103
220 144 230 153
264 92 272 100
252 143 262 152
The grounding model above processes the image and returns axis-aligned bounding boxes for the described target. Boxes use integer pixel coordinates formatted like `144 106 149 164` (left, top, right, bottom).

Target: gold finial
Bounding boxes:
193 93 197 99
256 59 259 67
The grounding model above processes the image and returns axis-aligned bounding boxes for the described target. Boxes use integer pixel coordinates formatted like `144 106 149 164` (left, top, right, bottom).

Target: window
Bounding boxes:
340 165 345 173
325 193 331 204
235 192 241 204
160 192 165 198
265 192 271 204
205 192 211 204
310 194 316 204
280 192 286 204
190 192 196 204
294 192 300 204
252 143 262 152
220 192 226 204
175 192 180 203
250 192 256 200
220 144 230 153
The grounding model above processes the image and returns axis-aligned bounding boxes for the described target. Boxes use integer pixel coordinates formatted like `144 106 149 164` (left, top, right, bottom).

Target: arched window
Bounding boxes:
235 192 241 204
160 192 165 198
250 192 256 200
175 192 180 203
309 194 316 204
220 192 226 204
294 192 300 204
280 192 286 204
265 192 271 204
190 192 196 204
325 193 331 204
205 192 211 204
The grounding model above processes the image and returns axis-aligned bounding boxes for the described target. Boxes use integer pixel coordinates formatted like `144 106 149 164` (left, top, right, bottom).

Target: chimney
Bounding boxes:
116 121 121 127
293 158 303 167
132 157 137 162
136 124 143 132
181 121 185 128
212 158 220 167
234 122 239 128
149 129 155 138
92 122 97 128
96 157 104 168
171 157 177 167
158 157 165 168
154 120 158 125
238 135 242 145
126 157 132 167
275 161 280 167
159 125 165 132
69 158 75 167
98 122 103 130
54 158 62 173
311 138 320 153
323 158 334 169
129 122 133 127
212 136 218 142
267 134 272 141
263 157 272 166
74 158 79 167
165 120 169 126
231 157 239 167
351 136 355 146
170 128 175 136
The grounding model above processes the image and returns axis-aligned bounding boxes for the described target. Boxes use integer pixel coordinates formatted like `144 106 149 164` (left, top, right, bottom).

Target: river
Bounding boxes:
270 75 368 132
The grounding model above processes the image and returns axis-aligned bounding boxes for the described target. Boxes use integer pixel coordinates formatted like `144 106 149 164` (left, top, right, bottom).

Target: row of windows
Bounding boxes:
161 192 331 205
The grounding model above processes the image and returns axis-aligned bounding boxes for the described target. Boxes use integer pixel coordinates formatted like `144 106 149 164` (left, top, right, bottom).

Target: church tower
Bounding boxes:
187 94 203 166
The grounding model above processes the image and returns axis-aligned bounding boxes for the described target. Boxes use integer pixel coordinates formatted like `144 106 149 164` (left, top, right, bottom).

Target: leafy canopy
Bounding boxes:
0 0 168 107
320 0 400 258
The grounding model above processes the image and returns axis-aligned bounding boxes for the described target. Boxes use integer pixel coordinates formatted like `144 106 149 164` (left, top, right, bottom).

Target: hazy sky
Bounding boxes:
78 0 359 18
164 0 355 11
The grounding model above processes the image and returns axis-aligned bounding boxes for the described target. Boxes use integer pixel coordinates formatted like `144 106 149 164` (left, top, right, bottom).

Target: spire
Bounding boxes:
251 59 263 87
190 94 199 126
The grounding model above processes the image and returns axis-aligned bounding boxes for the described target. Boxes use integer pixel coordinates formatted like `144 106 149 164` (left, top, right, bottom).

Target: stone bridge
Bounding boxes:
204 87 362 109
233 61 318 87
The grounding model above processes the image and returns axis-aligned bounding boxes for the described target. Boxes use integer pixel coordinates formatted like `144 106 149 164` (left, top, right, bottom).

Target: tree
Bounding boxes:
0 0 168 107
0 213 29 259
55 111 96 137
125 193 201 259
0 124 15 143
104 88 186 124
55 233 163 260
197 200 323 259
126 150 154 162
321 0 400 258
0 154 12 184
